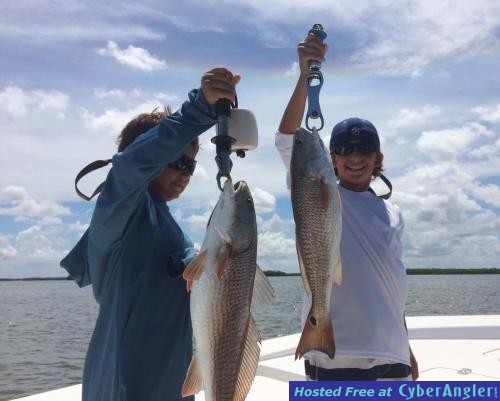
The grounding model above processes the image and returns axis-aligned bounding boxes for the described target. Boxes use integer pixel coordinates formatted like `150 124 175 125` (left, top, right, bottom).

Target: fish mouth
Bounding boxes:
234 180 248 193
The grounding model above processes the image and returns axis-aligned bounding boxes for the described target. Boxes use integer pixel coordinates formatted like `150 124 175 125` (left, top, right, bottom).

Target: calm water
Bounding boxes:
1 275 499 400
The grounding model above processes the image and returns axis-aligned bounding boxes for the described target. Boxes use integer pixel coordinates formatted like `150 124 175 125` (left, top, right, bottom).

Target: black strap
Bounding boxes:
305 360 410 381
368 173 393 200
75 159 112 201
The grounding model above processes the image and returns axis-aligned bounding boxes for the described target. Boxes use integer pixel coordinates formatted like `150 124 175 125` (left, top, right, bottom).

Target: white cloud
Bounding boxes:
259 213 294 233
0 222 78 278
469 184 500 208
0 234 17 259
0 86 69 118
81 96 179 135
470 138 500 159
285 62 299 76
186 210 212 233
257 231 298 272
472 104 500 123
95 88 130 100
0 186 70 219
38 216 63 226
388 105 442 129
417 122 492 159
252 187 276 214
68 221 90 237
97 41 167 71
392 120 500 268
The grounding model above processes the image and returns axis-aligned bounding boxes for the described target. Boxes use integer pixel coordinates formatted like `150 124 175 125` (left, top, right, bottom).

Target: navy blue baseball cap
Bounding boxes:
329 117 380 152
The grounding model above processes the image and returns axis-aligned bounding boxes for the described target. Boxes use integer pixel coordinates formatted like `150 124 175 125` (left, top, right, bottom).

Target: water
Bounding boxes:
1 275 499 400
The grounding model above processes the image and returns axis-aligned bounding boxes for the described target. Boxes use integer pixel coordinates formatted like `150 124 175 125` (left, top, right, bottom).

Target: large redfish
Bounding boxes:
290 127 342 360
182 179 273 401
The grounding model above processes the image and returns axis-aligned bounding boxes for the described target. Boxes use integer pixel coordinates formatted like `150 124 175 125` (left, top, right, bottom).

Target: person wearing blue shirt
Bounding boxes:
61 68 240 401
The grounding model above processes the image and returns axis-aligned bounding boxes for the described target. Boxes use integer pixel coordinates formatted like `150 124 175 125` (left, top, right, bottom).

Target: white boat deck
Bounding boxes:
11 315 500 401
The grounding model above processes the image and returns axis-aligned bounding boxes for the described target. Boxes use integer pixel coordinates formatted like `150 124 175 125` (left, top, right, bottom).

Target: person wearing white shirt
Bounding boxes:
275 33 418 381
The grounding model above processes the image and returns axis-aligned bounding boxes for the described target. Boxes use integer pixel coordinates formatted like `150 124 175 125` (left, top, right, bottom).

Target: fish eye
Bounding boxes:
295 138 302 145
247 197 253 205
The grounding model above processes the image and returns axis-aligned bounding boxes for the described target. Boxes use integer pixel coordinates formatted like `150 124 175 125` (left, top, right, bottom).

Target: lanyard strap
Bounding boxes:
368 174 393 200
74 159 112 201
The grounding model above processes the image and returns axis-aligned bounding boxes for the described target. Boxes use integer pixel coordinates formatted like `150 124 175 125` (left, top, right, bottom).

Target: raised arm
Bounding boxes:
278 34 328 134
90 68 240 248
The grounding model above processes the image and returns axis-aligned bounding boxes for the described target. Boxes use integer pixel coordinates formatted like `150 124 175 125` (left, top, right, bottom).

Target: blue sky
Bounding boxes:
1 1 499 277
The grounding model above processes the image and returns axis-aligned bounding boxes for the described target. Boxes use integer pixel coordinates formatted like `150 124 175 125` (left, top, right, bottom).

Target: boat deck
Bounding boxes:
11 315 500 401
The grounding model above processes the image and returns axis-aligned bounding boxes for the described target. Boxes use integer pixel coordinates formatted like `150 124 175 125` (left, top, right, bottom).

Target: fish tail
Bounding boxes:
295 312 335 360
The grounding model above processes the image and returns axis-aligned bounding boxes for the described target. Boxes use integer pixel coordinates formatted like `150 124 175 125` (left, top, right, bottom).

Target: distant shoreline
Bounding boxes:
264 268 500 277
1 268 499 281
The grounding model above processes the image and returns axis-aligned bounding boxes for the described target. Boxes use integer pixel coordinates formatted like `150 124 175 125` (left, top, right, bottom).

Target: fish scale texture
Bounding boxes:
290 129 341 322
190 240 257 401
214 250 256 401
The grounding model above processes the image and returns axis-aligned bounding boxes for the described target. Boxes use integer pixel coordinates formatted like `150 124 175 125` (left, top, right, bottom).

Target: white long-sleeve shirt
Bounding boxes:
276 132 410 368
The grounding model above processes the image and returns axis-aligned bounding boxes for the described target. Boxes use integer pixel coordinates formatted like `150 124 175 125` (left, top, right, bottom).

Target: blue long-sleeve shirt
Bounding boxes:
61 89 216 401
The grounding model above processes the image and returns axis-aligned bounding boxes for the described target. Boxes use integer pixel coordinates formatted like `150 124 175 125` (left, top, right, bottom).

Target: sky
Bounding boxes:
1 0 499 277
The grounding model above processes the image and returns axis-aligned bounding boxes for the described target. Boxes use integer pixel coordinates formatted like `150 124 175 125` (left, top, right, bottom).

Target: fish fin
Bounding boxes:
295 312 335 360
334 257 342 285
216 227 233 246
183 250 208 282
216 245 231 280
296 240 312 296
181 354 203 397
320 177 332 211
251 265 275 312
234 315 261 401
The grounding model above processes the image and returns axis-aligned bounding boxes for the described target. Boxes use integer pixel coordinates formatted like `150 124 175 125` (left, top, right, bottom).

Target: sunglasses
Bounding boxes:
168 155 197 176
332 142 378 156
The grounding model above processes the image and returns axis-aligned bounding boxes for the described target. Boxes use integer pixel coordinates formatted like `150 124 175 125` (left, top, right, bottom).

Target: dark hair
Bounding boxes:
117 106 172 152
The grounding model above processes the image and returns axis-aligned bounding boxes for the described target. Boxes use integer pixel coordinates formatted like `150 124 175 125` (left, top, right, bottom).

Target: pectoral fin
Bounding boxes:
181 355 203 397
216 245 231 280
183 250 208 284
296 240 311 297
320 177 332 211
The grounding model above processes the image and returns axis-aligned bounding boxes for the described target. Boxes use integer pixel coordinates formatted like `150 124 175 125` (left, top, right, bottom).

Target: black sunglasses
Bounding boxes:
332 142 378 156
168 155 197 176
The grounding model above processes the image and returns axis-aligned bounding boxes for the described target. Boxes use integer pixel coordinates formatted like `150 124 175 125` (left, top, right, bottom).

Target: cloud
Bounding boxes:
0 2 165 43
0 186 70 219
392 120 500 268
3 1 500 76
0 223 75 278
95 88 136 100
416 122 493 160
257 231 298 272
81 90 181 135
0 234 17 259
0 86 69 119
472 103 500 123
252 187 276 214
285 62 299 76
259 213 295 233
97 41 167 71
469 184 500 208
388 105 442 129
186 210 212 233
68 221 90 237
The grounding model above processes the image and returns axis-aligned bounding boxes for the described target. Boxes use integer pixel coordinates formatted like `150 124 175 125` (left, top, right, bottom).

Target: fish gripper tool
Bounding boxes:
305 24 327 132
